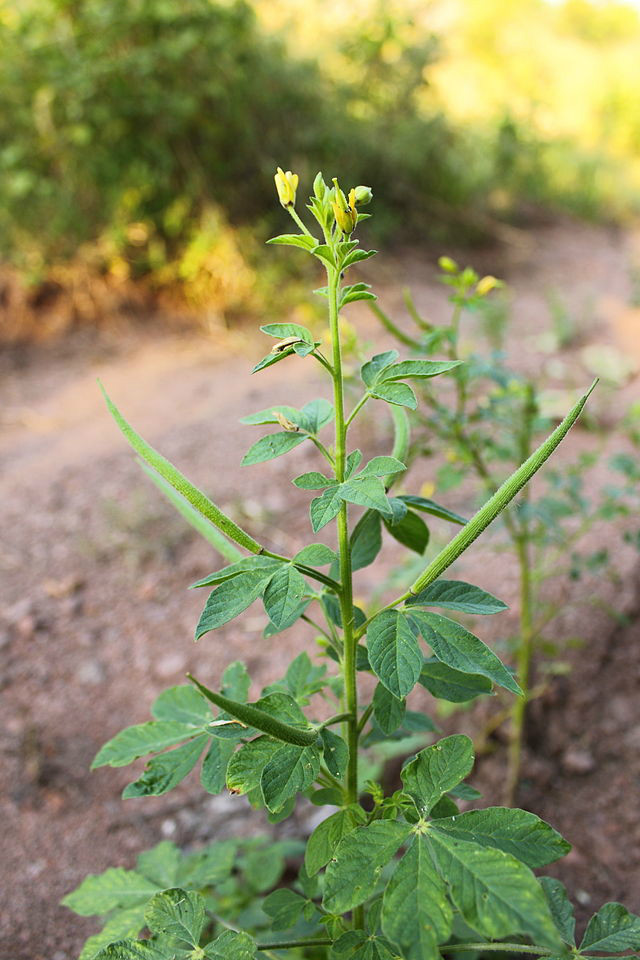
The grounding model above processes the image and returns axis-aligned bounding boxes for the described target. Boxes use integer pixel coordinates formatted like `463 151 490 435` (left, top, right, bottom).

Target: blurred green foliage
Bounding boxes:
1 0 640 328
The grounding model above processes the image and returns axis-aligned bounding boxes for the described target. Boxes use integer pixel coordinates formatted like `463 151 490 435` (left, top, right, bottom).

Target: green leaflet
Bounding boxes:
419 659 493 702
370 380 417 409
151 685 212 725
190 556 283 589
396 494 467 525
176 840 236 888
242 431 308 465
356 456 406 479
323 820 412 913
61 867 159 916
320 728 348 779
304 805 367 876
401 735 475 814
293 543 337 565
100 384 263 555
384 508 430 554
381 837 452 960
407 579 508 615
204 929 256 960
580 903 640 953
187 676 319 747
410 610 522 695
339 476 394 518
92 722 200 769
540 877 576 945
265 236 318 254
195 567 277 638
123 735 208 798
310 485 343 532
93 941 170 960
260 321 314 342
378 359 462 381
293 471 336 489
263 564 308 630
226 737 282 795
428 831 561 949
361 351 399 387
240 404 304 426
372 683 406 735
367 610 422 699
260 742 322 811
433 807 570 868
263 888 308 930
77 907 147 960
331 931 398 960
136 842 181 889
144 888 204 948
351 511 383 571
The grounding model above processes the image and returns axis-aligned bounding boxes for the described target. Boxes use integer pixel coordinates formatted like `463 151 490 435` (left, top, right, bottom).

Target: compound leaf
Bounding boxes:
151 686 212 726
62 868 158 916
92 723 199 770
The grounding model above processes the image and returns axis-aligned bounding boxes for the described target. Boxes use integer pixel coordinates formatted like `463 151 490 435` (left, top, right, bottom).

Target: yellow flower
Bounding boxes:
476 275 502 296
331 179 357 234
274 167 299 207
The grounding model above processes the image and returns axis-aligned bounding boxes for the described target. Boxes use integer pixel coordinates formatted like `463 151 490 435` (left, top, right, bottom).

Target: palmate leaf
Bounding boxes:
367 610 423 699
401 735 474 815
433 807 570 868
427 831 561 949
407 579 508 615
323 820 412 913
381 837 452 960
409 610 521 695
304 805 367 877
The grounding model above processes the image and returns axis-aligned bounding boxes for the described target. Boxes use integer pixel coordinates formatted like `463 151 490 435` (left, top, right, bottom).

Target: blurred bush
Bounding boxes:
1 0 640 341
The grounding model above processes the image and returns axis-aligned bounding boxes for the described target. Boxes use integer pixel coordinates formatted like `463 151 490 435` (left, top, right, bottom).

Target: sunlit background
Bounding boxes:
2 0 640 341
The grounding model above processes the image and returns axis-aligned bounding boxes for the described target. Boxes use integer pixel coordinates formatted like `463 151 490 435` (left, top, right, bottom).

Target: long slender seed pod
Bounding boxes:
187 674 319 747
409 380 598 596
386 405 410 490
101 383 264 555
139 462 244 563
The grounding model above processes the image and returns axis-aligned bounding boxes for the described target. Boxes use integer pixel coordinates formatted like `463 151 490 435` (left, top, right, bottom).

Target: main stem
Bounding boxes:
328 264 362 927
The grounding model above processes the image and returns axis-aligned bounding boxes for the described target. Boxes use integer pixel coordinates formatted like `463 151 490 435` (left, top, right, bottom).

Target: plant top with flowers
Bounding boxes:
62 169 640 960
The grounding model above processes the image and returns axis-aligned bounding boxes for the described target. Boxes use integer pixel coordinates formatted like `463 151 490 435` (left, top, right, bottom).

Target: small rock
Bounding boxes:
16 615 36 642
76 658 106 686
161 818 177 837
562 748 595 775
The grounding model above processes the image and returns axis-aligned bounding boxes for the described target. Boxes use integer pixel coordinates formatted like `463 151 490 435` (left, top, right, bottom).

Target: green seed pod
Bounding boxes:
187 674 318 747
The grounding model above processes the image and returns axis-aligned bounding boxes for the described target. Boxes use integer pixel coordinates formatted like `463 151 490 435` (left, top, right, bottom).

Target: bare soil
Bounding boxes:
1 220 639 960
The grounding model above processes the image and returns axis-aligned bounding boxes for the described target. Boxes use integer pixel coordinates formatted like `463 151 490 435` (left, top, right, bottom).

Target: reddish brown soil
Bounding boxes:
1 221 639 959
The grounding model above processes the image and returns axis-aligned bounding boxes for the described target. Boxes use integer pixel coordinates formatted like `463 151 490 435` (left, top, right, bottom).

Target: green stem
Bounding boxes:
345 392 370 428
319 712 354 729
287 205 314 237
328 262 362 929
442 944 551 956
369 301 420 349
310 435 336 467
256 939 333 951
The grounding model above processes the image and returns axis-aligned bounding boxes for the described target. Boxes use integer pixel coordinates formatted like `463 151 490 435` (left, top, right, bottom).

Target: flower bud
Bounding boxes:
476 275 502 296
331 179 357 234
274 167 299 207
353 185 373 205
438 256 458 273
